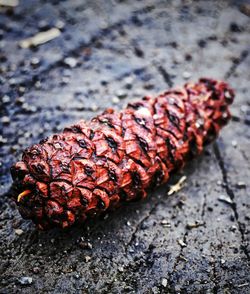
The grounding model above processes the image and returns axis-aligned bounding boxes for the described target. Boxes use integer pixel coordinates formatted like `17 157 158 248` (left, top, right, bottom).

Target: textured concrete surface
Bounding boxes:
0 0 250 293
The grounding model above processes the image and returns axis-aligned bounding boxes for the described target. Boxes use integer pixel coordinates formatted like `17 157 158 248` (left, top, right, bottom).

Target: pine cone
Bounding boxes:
11 78 234 229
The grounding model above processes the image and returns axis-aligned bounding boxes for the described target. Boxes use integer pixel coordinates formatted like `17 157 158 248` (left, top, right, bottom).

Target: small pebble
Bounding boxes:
177 239 187 247
217 180 222 186
22 104 37 113
9 78 18 86
124 76 134 89
0 135 7 144
218 195 233 205
24 132 31 139
116 89 127 99
240 105 248 113
230 225 237 232
126 221 131 226
30 57 40 67
19 86 26 93
2 95 10 104
152 286 159 294
161 278 168 287
79 240 92 250
55 20 65 30
74 273 80 279
15 229 24 236
30 106 37 113
91 104 98 112
231 140 237 148
1 116 10 124
15 97 25 105
186 221 203 229
112 97 120 104
174 53 184 64
161 219 171 227
11 145 19 152
182 71 192 79
118 266 124 272
38 20 50 30
18 277 33 285
32 267 40 274
86 242 93 250
64 57 77 68
221 258 226 264
61 76 70 84
236 181 246 189
84 255 91 262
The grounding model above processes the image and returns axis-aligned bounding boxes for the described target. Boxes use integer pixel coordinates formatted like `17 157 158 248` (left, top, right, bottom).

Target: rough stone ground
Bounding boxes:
0 0 250 293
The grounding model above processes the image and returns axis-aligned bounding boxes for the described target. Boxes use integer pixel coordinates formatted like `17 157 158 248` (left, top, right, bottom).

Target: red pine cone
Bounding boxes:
11 78 234 230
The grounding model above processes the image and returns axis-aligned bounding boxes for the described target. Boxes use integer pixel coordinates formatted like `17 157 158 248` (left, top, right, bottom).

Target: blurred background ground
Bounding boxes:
0 0 250 293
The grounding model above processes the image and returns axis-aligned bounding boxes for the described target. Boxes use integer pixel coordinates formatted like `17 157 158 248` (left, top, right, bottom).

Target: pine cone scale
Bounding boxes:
11 78 234 229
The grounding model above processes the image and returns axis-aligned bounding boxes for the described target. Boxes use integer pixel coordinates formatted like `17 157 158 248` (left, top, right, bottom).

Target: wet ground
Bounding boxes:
0 0 250 293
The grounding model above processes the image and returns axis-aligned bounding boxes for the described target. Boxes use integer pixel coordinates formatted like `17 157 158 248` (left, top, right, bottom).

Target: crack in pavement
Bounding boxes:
231 115 250 127
211 257 218 294
201 192 207 219
241 149 250 164
225 49 249 79
213 142 250 262
124 199 160 253
172 229 188 272
156 65 174 88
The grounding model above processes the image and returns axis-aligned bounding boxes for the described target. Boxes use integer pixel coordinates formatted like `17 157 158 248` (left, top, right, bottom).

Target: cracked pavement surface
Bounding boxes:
0 0 250 293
